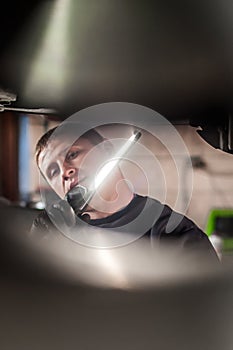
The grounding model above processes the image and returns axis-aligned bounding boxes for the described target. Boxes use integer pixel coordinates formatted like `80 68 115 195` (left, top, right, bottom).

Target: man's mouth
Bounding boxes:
69 179 79 191
69 177 87 192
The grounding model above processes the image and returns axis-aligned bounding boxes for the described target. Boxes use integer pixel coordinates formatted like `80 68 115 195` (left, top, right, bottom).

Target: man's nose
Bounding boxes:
63 167 76 181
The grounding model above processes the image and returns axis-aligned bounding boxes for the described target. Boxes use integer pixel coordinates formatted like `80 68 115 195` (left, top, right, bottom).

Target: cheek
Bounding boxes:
81 149 110 173
78 153 99 176
49 177 64 198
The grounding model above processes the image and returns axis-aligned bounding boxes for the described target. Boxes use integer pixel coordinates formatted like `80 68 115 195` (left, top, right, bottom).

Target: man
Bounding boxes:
30 123 219 261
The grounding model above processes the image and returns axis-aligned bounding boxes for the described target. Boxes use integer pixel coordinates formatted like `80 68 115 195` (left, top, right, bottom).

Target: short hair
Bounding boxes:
35 125 105 165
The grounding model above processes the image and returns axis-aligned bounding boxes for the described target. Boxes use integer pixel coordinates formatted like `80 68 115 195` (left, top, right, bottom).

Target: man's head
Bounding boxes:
36 122 136 219
36 125 113 199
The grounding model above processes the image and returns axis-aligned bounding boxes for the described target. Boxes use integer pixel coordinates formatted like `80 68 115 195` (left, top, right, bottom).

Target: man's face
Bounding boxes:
38 135 109 199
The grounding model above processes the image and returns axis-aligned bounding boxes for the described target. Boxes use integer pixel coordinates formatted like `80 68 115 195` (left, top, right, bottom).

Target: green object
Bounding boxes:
223 239 233 251
205 208 233 236
205 208 233 253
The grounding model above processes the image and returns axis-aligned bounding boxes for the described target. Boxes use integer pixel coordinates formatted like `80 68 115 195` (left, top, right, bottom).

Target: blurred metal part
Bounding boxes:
196 114 233 154
0 88 57 114
0 204 221 290
1 1 233 154
0 0 233 122
0 89 16 103
0 105 57 114
0 204 232 350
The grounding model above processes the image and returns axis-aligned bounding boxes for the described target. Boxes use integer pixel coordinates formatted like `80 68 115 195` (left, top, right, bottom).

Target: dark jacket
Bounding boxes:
30 194 219 261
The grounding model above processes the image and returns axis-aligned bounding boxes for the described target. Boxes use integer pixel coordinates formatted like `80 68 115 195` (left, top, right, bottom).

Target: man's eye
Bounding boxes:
49 167 59 179
66 150 79 161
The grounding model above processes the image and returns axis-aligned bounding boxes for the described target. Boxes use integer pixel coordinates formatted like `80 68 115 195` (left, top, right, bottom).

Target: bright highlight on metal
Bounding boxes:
94 130 142 189
24 0 71 103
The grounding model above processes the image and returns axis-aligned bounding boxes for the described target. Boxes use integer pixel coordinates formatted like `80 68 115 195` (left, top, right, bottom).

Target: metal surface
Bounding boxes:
0 0 233 124
0 204 232 350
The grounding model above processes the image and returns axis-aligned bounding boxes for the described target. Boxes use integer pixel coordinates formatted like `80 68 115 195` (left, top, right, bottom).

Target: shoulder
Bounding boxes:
142 196 218 258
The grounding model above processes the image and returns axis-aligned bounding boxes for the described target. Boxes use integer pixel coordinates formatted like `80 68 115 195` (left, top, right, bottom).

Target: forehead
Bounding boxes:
38 135 94 171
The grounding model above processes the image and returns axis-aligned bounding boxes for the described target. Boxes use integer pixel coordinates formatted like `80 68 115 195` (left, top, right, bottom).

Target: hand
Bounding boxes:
47 199 77 230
